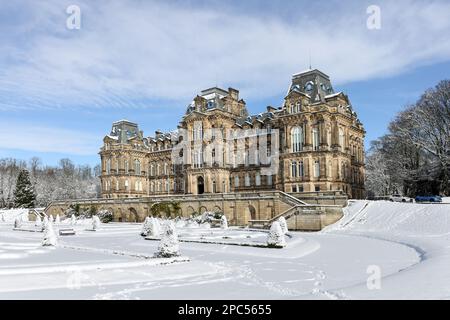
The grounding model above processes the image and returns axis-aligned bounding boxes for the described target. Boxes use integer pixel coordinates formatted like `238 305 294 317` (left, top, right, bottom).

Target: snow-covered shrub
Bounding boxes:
92 216 101 231
43 216 49 227
1 214 5 222
155 221 180 258
175 218 186 228
141 217 152 236
42 221 57 246
201 222 211 229
35 215 41 227
267 221 286 248
154 217 161 235
71 215 77 225
221 215 228 229
98 210 113 223
14 217 22 229
55 214 60 224
278 216 288 234
144 217 161 238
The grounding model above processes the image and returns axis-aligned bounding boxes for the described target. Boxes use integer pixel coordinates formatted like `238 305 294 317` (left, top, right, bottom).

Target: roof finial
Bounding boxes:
308 50 312 70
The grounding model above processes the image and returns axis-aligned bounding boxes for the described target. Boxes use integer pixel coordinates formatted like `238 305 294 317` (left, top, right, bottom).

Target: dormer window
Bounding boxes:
305 81 314 92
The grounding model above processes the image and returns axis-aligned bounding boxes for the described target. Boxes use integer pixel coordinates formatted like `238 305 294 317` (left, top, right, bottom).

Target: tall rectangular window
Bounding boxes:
314 160 320 178
291 161 297 177
313 128 320 151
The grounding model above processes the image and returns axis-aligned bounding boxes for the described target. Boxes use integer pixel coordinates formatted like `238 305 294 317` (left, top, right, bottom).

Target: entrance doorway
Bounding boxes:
197 176 205 194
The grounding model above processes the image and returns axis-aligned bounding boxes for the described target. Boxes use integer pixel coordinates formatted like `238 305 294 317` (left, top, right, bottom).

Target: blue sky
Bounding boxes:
1 0 450 167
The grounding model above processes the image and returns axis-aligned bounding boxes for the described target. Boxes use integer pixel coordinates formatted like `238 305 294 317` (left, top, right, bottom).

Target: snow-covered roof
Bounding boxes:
325 92 344 99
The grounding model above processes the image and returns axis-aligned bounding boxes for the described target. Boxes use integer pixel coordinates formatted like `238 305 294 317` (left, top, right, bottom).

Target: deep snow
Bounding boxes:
0 200 449 299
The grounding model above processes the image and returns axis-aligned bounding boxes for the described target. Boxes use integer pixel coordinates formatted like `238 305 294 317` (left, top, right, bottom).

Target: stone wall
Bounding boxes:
45 191 343 231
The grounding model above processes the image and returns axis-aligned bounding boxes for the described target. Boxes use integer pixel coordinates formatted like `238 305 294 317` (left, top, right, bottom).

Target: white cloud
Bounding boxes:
0 0 449 110
0 122 98 155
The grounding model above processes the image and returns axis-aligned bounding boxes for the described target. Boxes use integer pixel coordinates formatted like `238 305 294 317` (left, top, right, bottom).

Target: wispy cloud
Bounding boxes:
0 0 450 111
0 121 98 155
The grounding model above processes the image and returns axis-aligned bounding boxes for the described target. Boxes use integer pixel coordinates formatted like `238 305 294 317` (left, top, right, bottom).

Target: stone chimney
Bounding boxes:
228 87 239 101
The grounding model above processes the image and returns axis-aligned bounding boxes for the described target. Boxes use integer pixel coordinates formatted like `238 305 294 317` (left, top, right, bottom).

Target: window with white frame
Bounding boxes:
314 160 320 178
291 127 303 152
339 128 345 149
291 160 297 177
245 174 250 187
150 164 155 176
312 128 320 151
106 159 111 174
134 159 141 175
193 122 203 141
299 160 305 177
291 127 304 152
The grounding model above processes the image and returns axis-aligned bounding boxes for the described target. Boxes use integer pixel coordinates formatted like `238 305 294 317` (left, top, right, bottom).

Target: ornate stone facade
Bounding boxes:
99 69 365 200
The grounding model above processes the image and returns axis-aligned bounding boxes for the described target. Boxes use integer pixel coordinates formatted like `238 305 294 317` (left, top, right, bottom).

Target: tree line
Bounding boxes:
366 80 450 198
0 157 100 208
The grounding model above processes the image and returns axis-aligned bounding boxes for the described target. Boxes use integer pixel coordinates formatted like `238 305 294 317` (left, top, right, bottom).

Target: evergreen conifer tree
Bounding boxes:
13 169 36 208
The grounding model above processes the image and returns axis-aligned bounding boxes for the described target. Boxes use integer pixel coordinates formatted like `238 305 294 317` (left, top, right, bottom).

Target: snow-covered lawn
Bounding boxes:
1 200 450 299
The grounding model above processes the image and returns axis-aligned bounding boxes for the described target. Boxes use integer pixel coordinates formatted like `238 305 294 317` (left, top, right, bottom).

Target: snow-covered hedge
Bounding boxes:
42 221 57 246
155 221 180 258
98 210 113 223
278 216 288 234
92 216 101 230
267 221 286 248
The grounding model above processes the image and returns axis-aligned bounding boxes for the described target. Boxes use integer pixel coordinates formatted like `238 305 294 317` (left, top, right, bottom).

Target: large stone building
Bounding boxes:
99 69 365 201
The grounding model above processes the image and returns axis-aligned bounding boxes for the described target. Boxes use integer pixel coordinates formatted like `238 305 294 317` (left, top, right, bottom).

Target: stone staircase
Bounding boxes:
248 191 340 231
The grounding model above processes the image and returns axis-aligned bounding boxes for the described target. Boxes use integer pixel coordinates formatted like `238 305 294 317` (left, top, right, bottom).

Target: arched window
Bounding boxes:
255 173 261 186
314 160 320 178
291 127 304 152
150 182 154 192
124 160 129 174
312 128 320 151
234 176 240 188
134 159 141 175
157 164 161 175
164 163 168 175
116 180 119 191
212 180 217 193
193 122 203 141
125 180 129 191
135 181 139 191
